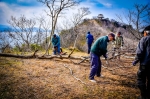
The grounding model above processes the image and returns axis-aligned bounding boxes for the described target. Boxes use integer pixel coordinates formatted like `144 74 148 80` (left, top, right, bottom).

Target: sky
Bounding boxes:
0 0 150 26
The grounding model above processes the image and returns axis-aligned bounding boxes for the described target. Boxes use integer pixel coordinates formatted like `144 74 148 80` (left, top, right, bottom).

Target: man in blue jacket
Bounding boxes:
52 34 60 55
86 31 94 54
133 25 150 99
89 33 115 83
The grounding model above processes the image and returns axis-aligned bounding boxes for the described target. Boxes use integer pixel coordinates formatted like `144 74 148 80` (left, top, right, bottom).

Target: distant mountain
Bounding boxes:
0 24 48 32
0 24 12 31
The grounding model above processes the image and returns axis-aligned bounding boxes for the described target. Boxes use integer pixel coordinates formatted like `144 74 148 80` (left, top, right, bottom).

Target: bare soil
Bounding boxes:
0 53 140 99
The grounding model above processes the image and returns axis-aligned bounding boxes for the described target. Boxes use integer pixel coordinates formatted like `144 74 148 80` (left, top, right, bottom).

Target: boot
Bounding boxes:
138 96 147 99
138 85 147 99
147 92 150 99
147 86 150 99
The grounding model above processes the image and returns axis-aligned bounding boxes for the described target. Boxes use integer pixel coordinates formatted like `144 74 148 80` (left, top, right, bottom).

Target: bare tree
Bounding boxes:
33 16 51 51
60 7 90 47
37 0 79 55
0 31 12 53
8 15 36 51
71 7 91 48
116 3 150 40
59 7 90 56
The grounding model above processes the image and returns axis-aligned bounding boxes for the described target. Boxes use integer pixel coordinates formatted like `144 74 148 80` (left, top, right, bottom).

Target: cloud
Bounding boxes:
96 0 112 8
78 0 115 19
102 3 112 8
0 0 94 25
78 1 112 18
0 2 47 25
0 2 14 25
0 0 126 27
77 0 129 23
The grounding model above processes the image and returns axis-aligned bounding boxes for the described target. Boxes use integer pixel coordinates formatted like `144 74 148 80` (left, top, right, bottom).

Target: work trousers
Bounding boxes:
89 52 101 80
53 45 60 55
137 65 150 99
87 43 92 54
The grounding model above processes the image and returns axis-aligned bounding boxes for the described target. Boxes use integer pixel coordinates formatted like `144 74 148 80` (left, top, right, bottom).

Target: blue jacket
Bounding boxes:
86 33 94 44
135 35 150 65
91 36 109 56
52 35 60 47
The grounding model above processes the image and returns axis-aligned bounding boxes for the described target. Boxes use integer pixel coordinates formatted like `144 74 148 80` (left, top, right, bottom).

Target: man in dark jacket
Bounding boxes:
89 33 115 83
133 25 150 99
52 34 60 55
86 31 94 54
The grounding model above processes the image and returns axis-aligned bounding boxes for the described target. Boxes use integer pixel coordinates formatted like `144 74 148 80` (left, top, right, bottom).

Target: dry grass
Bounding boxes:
0 52 140 99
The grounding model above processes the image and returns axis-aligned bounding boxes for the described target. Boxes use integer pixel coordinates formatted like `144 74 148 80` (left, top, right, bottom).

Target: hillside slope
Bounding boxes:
60 19 138 52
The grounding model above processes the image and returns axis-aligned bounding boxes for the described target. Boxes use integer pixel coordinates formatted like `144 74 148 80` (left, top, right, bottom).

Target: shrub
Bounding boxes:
30 44 42 51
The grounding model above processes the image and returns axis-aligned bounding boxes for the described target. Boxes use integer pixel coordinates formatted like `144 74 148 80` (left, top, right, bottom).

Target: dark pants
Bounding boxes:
87 43 92 54
53 45 60 55
89 52 101 80
137 65 150 99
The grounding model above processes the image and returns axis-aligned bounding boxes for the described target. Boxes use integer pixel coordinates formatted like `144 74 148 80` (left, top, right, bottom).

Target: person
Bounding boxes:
52 34 60 55
132 25 150 99
89 33 115 83
112 32 124 59
86 31 94 54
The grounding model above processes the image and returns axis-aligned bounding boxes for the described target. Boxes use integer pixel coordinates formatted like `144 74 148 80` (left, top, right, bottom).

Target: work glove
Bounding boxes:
103 54 107 60
132 60 139 66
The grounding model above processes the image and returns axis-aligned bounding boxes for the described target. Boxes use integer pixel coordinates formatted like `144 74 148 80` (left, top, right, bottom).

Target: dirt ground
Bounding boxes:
0 53 140 99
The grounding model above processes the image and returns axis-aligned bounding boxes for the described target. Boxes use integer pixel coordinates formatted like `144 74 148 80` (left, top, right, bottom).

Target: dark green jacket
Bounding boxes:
91 36 109 56
52 35 60 46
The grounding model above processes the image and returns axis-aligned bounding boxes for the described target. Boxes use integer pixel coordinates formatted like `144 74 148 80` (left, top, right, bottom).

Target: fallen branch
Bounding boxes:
0 52 87 61
0 50 38 59
38 55 83 60
77 57 89 64
68 48 75 58
108 53 125 60
63 64 86 85
61 52 67 55
68 56 90 64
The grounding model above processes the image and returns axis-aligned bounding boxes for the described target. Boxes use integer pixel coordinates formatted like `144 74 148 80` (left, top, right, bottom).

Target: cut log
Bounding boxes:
0 50 38 59
0 53 36 59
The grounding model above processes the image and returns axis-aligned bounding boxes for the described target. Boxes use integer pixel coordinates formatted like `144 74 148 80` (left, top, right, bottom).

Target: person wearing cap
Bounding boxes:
86 31 94 54
52 34 60 55
132 25 150 99
89 33 115 83
112 32 124 59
